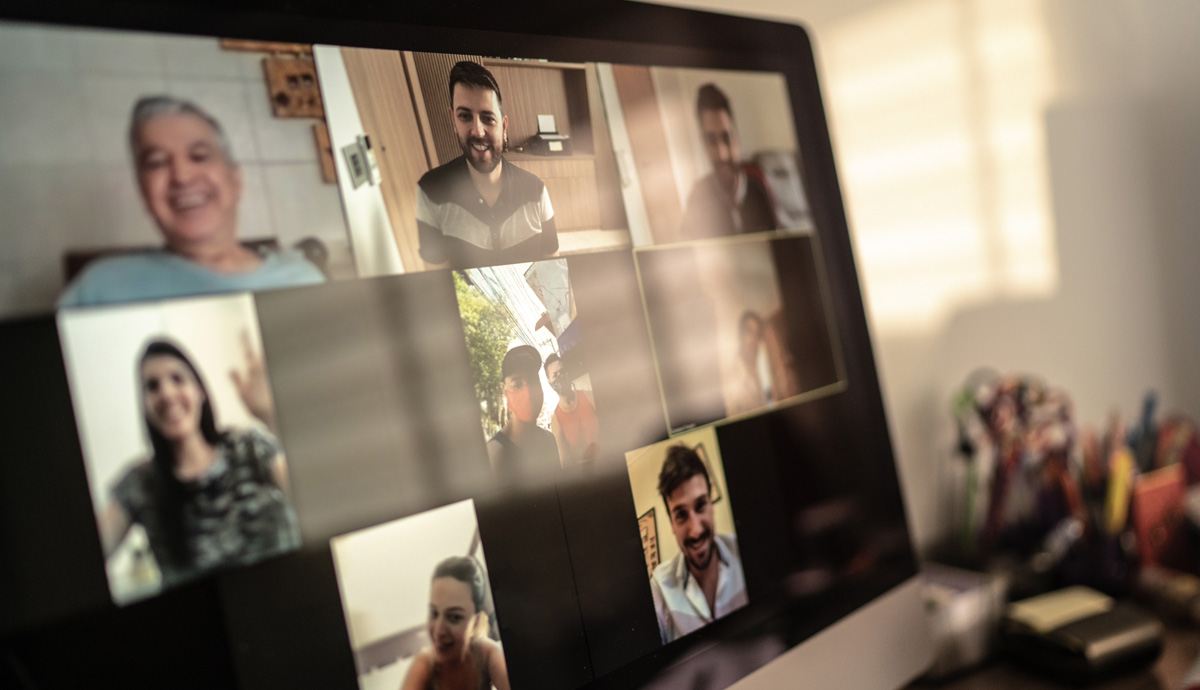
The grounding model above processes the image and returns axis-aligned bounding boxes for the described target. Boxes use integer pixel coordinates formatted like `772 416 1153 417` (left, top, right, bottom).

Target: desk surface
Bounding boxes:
909 625 1200 690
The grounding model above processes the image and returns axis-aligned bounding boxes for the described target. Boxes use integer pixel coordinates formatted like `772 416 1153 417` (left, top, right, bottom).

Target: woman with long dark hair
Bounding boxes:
96 337 299 591
401 555 510 690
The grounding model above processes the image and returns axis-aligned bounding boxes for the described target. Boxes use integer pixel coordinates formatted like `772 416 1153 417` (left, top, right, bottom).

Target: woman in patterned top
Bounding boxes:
401 556 510 690
96 338 299 592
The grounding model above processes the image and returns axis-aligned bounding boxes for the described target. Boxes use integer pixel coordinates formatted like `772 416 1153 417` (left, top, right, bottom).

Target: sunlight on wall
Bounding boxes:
826 0 1057 331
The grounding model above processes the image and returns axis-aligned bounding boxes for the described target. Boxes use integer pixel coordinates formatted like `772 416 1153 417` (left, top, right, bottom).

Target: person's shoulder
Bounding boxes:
259 250 326 286
473 635 502 658
116 460 156 484
58 252 176 307
715 533 742 562
486 434 506 467
224 428 282 462
402 648 435 688
652 553 685 590
501 160 547 197
227 427 279 448
502 159 542 182
532 425 558 450
419 155 468 189
82 252 172 274
110 459 157 507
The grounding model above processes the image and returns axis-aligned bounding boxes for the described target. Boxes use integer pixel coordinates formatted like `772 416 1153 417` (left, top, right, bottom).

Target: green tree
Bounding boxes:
454 272 515 437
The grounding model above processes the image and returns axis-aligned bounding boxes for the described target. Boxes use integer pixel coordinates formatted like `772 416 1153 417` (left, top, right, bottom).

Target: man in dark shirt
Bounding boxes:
416 61 558 268
487 345 559 476
680 83 780 240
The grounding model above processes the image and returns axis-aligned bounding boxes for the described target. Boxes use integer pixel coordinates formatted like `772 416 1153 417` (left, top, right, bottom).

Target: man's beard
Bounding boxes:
462 136 501 174
683 529 715 571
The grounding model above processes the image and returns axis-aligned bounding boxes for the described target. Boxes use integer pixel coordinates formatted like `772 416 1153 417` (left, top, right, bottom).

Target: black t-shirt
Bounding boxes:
416 156 559 268
489 426 560 477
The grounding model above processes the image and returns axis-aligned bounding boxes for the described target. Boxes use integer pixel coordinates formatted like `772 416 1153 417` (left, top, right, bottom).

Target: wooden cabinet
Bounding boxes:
508 155 601 230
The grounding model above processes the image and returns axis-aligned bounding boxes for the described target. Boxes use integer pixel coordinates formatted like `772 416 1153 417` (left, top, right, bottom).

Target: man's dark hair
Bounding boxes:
657 444 711 504
543 352 561 374
696 83 733 121
449 60 503 110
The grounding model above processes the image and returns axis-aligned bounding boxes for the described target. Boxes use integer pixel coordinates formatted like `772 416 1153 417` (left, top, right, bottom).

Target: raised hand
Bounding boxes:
230 330 276 432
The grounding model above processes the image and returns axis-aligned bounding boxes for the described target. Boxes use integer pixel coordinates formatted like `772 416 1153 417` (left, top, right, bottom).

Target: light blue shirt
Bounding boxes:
58 249 325 308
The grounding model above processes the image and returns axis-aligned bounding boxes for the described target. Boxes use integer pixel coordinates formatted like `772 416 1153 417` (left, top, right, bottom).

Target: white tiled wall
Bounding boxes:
0 21 351 317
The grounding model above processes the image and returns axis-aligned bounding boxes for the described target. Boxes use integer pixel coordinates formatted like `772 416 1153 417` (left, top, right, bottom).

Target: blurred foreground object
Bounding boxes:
921 563 1007 679
1002 586 1163 683
951 371 1200 598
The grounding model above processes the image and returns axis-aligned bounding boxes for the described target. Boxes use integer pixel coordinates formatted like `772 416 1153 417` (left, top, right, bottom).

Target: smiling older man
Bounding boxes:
58 96 324 308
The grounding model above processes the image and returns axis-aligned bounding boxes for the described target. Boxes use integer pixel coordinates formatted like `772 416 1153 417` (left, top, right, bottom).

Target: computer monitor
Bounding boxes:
0 1 932 688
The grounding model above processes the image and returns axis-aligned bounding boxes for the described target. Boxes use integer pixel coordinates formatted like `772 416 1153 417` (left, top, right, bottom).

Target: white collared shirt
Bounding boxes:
649 533 749 644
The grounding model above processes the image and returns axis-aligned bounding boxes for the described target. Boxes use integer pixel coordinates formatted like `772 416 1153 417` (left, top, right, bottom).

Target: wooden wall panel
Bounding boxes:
513 157 600 230
486 62 575 150
342 47 433 272
611 64 682 245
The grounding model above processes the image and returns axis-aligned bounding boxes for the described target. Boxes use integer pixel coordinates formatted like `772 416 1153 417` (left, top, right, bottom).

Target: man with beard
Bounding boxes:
679 83 780 240
416 61 558 268
649 444 748 643
487 345 559 477
545 353 600 467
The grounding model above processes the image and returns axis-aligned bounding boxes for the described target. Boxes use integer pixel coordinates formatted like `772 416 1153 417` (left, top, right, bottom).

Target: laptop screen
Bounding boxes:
0 4 920 689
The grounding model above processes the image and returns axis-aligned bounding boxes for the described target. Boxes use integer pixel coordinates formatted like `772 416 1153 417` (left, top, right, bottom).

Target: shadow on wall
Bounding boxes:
878 89 1200 554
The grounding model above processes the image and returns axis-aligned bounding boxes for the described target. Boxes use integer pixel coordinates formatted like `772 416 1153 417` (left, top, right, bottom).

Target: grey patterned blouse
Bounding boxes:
112 429 301 588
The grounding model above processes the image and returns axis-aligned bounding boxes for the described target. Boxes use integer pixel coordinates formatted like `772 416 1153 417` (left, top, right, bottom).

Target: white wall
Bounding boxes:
645 0 1200 555
330 499 484 649
311 45 404 278
0 22 352 316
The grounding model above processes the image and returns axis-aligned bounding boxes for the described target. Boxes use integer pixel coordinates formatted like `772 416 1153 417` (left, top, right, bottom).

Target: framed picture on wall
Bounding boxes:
638 507 659 578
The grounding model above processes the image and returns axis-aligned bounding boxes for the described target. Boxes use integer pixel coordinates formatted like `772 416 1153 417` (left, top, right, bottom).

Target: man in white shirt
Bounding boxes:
649 444 748 643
